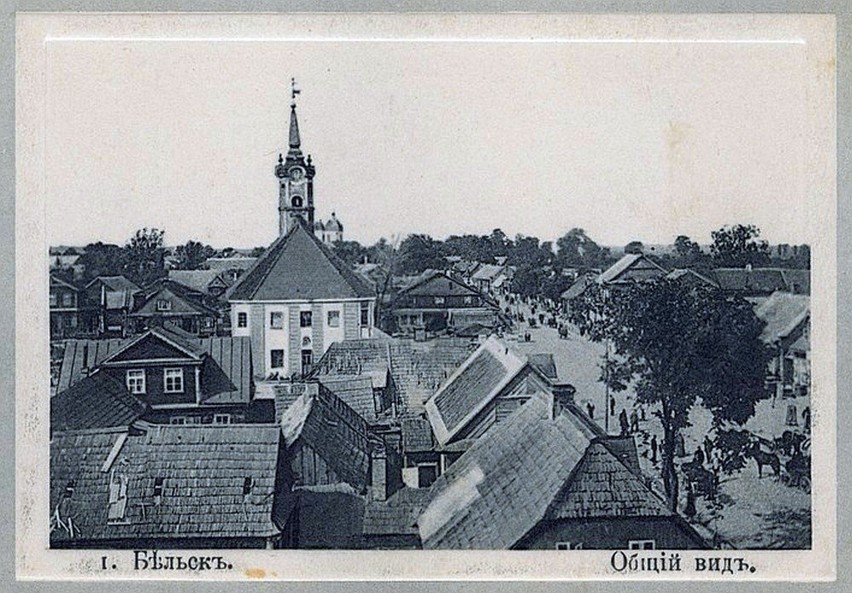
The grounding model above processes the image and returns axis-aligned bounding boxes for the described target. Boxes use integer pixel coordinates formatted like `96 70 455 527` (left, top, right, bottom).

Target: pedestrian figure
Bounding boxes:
675 433 686 457
684 482 697 518
802 406 811 432
586 402 595 420
619 409 629 437
610 396 616 417
786 404 799 427
694 447 705 467
650 434 658 464
703 435 713 464
630 410 639 433
640 405 646 422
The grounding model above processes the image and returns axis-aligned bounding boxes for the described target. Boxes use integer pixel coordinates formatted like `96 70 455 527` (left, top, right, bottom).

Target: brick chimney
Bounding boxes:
370 443 388 502
551 383 576 419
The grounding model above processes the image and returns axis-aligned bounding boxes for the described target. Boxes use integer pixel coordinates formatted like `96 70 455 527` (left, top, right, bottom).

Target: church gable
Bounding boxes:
227 220 373 302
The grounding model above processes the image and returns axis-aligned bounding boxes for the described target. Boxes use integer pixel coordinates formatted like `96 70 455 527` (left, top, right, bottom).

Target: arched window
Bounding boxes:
302 336 312 347
291 195 303 208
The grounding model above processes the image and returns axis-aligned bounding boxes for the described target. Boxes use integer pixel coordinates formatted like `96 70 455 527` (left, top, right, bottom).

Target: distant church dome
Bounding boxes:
326 212 343 232
313 220 326 231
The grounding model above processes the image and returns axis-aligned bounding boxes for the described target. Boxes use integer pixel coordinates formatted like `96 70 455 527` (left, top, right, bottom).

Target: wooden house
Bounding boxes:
82 275 140 338
390 271 499 338
50 275 95 340
417 395 708 550
129 278 219 336
55 327 263 425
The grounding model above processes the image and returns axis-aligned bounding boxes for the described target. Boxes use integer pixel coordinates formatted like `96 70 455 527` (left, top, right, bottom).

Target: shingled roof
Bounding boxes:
363 487 432 536
598 254 668 284
57 330 253 405
51 372 147 433
227 217 374 301
712 267 810 296
318 375 381 425
755 291 810 343
280 384 371 493
418 396 674 549
418 395 595 549
50 424 282 544
313 337 474 417
424 336 530 446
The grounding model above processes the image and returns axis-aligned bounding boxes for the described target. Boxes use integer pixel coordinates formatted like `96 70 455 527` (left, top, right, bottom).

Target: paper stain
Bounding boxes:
667 120 691 152
245 567 267 579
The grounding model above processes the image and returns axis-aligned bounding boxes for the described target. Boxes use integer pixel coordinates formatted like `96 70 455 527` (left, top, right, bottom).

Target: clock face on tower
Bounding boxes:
290 167 304 182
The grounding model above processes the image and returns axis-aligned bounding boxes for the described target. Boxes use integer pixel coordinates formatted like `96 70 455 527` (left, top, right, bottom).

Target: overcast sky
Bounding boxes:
45 31 820 250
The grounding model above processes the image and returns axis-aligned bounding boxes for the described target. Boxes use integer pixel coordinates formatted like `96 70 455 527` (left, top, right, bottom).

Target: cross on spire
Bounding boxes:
290 77 301 106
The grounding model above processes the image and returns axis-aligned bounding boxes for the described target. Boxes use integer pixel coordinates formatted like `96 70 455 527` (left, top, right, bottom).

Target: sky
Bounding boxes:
44 25 824 250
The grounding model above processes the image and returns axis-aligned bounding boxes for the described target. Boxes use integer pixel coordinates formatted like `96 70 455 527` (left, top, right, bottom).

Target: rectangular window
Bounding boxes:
213 413 232 425
270 349 285 369
301 349 313 376
463 295 473 305
237 312 248 328
360 302 370 326
62 292 73 307
327 310 340 328
556 542 582 550
434 296 445 305
126 369 146 394
170 416 187 425
628 540 656 550
163 368 184 393
49 292 58 307
156 298 172 311
418 463 438 488
270 311 284 329
300 311 312 328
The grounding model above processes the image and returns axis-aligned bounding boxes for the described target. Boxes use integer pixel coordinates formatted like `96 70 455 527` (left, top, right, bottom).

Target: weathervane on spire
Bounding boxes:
290 77 301 107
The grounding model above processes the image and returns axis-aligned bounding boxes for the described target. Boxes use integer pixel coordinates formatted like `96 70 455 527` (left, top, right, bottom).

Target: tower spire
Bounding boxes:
289 77 301 150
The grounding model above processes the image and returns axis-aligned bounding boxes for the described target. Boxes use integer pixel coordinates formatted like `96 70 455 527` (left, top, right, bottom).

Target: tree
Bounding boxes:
710 224 770 268
122 228 167 287
76 242 126 282
569 280 771 510
624 241 644 255
173 240 216 270
396 234 446 275
331 240 369 266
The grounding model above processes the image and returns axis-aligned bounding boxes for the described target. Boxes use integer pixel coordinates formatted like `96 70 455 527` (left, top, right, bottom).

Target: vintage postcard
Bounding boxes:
15 12 836 581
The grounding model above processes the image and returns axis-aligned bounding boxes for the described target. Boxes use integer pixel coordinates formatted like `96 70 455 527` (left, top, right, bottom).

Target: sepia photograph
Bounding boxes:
15 11 837 581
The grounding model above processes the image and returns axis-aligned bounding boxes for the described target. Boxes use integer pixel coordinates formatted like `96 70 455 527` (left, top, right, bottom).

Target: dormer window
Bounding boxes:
156 298 172 312
153 477 165 505
126 369 146 394
163 368 184 393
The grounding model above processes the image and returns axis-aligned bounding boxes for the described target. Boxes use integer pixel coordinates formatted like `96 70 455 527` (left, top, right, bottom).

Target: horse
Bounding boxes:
747 440 781 478
681 460 717 500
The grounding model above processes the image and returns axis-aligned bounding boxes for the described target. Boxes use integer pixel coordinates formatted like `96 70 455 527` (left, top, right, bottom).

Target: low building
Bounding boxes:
756 292 810 401
55 327 262 425
469 263 507 294
83 275 141 338
417 395 707 550
50 424 285 549
598 253 668 286
50 275 95 340
390 271 499 339
712 266 810 298
129 278 219 336
168 269 232 300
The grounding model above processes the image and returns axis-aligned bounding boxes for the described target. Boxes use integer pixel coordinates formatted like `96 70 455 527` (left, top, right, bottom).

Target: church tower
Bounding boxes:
275 79 316 236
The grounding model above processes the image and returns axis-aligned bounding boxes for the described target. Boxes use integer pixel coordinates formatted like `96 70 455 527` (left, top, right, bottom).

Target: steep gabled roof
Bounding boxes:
57 331 253 405
50 425 282 544
398 270 485 299
470 264 505 282
280 384 371 493
167 270 226 294
424 336 531 446
598 254 667 284
227 218 374 301
318 375 382 425
130 280 216 317
418 395 596 549
51 371 147 432
755 291 810 343
418 396 677 549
